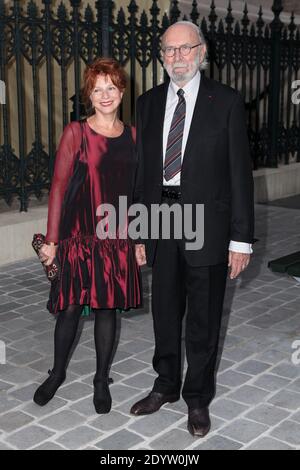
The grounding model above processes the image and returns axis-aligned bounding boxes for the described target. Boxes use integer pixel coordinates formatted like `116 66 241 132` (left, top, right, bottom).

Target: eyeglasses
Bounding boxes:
161 43 202 57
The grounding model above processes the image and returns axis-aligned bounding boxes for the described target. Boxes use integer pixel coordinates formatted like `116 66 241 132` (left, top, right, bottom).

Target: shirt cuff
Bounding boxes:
229 240 253 254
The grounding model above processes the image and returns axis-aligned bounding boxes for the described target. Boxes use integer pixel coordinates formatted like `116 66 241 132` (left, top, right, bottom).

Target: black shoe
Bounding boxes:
187 407 211 437
33 369 66 407
130 392 179 415
93 377 112 414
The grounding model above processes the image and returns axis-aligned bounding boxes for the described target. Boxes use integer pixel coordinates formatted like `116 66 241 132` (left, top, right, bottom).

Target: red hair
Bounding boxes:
82 58 127 110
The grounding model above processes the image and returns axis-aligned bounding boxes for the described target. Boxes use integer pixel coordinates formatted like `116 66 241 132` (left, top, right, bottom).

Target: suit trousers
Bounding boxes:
151 196 228 409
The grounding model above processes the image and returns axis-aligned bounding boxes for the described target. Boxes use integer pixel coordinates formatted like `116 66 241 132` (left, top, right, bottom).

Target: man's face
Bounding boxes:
162 25 206 86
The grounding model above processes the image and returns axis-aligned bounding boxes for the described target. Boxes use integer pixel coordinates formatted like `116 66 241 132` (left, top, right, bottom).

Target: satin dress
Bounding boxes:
46 120 141 314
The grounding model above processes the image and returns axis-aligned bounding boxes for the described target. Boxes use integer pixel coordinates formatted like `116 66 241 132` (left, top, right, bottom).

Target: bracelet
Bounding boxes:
45 241 58 246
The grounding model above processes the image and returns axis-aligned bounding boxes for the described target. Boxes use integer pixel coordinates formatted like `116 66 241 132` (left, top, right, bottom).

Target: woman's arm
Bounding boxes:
45 122 81 243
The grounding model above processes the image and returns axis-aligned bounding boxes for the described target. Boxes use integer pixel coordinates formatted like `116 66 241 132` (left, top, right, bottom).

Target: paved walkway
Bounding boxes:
0 203 300 450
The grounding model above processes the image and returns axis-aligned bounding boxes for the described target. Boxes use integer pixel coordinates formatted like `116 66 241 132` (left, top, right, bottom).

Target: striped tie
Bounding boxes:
164 88 186 182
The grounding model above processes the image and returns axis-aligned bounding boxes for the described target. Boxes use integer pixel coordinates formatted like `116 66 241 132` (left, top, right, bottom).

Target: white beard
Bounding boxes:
164 55 200 85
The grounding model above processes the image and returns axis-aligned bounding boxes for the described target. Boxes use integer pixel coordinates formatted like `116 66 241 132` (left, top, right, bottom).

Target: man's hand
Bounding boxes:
135 244 147 266
228 251 250 279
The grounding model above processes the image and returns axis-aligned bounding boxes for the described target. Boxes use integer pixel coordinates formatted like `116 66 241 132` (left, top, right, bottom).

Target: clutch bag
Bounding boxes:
32 233 60 282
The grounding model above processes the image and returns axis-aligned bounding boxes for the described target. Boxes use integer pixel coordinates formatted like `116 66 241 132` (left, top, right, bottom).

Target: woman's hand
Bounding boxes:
39 244 58 266
135 244 147 266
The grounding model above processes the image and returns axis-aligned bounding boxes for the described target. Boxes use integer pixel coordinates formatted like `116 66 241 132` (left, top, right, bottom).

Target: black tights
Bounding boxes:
52 305 116 379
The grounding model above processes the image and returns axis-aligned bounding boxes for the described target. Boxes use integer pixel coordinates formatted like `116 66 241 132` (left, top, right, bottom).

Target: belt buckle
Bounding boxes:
162 187 181 199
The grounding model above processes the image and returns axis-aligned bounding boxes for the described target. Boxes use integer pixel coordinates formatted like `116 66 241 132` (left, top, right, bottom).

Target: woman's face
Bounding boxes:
90 74 123 115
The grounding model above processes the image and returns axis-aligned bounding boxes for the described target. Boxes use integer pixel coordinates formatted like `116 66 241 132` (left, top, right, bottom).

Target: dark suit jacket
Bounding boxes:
134 73 254 267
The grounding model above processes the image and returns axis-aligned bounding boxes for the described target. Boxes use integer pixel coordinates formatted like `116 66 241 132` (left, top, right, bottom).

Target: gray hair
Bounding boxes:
162 20 209 71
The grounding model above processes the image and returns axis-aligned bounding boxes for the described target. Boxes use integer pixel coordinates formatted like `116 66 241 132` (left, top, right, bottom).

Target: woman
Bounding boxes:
33 58 142 414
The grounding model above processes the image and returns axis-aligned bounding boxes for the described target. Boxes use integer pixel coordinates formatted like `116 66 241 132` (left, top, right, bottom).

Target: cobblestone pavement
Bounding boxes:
0 203 300 450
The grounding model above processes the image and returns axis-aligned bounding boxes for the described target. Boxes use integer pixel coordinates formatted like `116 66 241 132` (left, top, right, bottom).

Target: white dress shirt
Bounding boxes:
162 71 252 254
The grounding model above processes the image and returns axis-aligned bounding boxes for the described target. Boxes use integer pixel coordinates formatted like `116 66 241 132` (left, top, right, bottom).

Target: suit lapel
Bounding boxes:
151 82 169 183
182 73 214 170
148 75 214 181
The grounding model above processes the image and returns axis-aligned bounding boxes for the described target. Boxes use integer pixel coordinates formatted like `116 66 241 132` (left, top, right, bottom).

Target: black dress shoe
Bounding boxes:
130 392 179 415
187 407 211 437
93 377 112 414
33 369 66 406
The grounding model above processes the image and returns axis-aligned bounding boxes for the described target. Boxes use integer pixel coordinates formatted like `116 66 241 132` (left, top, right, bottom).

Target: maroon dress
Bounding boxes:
46 120 141 314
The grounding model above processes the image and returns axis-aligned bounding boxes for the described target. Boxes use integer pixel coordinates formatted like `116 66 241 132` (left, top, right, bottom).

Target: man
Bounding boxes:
132 21 254 437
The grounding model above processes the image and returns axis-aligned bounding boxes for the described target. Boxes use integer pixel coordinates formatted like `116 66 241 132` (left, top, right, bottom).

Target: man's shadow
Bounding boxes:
214 201 269 389
179 202 269 397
